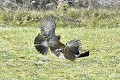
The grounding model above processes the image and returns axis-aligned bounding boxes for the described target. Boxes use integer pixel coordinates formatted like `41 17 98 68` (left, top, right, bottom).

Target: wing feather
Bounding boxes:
34 34 49 55
41 16 56 38
64 39 81 61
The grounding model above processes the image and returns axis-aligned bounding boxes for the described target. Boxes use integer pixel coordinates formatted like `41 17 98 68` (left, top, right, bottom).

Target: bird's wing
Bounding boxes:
41 16 56 38
64 39 80 54
65 39 89 60
34 34 49 55
64 39 81 61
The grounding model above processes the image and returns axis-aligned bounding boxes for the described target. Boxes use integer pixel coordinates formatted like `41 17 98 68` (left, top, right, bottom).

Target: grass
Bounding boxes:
0 8 120 79
0 26 120 80
0 8 120 28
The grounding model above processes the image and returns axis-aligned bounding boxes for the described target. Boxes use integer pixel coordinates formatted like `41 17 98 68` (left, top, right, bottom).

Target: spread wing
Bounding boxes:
64 39 81 61
34 34 49 55
41 16 56 38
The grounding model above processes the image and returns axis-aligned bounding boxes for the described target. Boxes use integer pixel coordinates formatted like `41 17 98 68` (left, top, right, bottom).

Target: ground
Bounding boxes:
0 27 120 80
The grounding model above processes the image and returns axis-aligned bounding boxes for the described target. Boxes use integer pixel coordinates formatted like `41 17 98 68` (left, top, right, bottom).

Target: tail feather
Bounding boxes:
78 51 89 58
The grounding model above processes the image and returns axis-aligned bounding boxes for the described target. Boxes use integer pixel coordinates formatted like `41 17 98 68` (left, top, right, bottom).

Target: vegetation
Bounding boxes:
0 8 120 79
0 8 120 28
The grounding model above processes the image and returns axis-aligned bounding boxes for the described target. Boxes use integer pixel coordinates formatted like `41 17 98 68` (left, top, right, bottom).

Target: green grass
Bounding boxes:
0 8 120 28
0 26 120 80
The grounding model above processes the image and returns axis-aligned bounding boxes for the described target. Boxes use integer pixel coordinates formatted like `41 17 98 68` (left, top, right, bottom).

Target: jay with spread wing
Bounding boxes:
34 16 60 55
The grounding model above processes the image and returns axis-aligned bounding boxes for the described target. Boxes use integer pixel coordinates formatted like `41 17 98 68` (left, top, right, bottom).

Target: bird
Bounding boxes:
38 15 65 56
50 39 89 61
34 15 61 55
34 15 89 61
63 39 89 61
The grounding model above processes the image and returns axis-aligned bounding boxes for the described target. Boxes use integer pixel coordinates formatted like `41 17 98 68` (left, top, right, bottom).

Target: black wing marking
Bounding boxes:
34 34 49 55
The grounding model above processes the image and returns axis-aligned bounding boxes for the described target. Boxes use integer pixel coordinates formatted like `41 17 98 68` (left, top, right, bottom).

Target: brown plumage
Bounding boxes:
34 16 89 61
51 39 89 61
34 16 60 55
64 40 89 61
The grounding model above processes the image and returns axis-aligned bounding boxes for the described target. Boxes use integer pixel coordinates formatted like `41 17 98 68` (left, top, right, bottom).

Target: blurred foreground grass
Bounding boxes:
0 27 120 80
